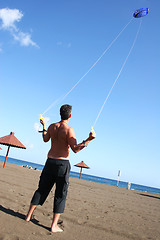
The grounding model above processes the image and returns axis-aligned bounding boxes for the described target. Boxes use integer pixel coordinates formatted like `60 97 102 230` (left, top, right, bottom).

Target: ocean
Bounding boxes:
0 155 160 195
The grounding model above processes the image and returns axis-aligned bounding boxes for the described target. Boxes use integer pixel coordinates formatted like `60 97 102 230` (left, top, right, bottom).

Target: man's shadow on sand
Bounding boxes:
0 205 51 231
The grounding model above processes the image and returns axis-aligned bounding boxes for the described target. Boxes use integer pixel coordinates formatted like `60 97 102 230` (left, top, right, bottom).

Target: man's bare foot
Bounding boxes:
25 214 33 222
51 225 63 233
25 204 37 222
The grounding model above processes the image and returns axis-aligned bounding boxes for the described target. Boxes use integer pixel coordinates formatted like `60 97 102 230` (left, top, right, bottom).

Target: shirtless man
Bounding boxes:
25 104 96 233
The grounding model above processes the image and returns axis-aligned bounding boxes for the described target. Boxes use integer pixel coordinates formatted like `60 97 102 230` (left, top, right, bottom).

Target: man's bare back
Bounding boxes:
47 121 71 160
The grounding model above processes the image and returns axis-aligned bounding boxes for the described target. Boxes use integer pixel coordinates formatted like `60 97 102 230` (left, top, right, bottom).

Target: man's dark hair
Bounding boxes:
60 104 72 120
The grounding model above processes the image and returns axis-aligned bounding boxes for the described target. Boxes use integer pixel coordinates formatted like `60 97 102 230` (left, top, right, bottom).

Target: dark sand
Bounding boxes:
0 162 160 240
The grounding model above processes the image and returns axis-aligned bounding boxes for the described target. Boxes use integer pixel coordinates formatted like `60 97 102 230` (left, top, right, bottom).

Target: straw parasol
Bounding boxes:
0 132 26 168
74 161 90 179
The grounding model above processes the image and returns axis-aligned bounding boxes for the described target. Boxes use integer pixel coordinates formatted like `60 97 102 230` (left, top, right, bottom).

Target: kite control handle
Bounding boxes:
90 127 96 135
40 114 45 122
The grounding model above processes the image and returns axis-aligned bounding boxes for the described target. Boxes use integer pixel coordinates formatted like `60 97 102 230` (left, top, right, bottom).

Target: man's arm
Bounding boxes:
68 127 96 153
40 119 50 142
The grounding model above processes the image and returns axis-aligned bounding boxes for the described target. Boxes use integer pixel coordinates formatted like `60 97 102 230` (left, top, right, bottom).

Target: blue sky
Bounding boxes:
0 0 160 188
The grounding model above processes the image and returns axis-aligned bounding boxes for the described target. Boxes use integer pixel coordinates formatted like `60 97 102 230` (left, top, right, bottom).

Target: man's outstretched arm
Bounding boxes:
68 127 96 153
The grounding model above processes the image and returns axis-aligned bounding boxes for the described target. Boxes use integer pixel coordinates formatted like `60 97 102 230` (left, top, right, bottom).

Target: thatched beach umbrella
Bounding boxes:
0 132 26 168
74 161 90 179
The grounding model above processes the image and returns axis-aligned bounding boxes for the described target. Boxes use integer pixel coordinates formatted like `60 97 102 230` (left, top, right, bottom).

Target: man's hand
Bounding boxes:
88 131 96 140
40 118 45 126
40 114 46 126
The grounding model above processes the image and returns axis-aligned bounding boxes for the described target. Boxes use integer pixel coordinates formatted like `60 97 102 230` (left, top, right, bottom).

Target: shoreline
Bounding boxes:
0 156 160 195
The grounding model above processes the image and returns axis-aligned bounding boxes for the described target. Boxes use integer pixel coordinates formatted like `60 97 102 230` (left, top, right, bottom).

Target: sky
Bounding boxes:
0 0 160 188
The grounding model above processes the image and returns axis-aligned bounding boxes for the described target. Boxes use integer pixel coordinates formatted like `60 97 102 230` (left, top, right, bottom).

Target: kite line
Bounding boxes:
92 19 142 128
42 17 133 116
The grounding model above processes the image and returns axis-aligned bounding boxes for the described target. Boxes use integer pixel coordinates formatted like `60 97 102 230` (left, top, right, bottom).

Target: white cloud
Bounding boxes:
12 31 39 47
0 8 23 29
0 8 39 48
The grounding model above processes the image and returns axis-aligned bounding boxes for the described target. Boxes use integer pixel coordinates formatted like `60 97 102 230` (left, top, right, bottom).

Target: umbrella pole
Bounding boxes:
117 176 120 187
3 146 10 168
79 167 82 179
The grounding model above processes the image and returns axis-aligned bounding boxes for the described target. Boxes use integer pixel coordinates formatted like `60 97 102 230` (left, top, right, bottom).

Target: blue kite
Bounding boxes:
133 8 149 18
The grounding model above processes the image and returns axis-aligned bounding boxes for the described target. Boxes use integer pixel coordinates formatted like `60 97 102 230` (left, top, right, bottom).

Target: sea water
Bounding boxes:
0 155 160 195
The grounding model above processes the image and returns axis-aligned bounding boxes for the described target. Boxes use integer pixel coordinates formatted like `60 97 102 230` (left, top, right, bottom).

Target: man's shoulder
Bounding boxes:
49 122 59 127
68 126 75 136
67 125 73 130
48 123 58 130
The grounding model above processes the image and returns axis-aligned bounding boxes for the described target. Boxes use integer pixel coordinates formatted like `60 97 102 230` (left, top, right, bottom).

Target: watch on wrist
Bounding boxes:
38 129 47 133
82 140 88 147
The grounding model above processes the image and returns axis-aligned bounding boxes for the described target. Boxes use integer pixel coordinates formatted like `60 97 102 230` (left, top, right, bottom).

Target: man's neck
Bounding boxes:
60 119 69 125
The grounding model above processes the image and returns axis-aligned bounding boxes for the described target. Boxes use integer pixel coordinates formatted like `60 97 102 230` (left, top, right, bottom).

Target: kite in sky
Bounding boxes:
133 8 149 18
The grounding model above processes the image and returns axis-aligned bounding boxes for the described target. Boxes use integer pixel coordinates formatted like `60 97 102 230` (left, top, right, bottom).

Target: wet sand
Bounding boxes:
0 162 160 240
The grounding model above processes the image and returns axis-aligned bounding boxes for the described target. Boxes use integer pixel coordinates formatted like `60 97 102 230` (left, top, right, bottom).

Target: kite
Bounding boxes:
133 8 149 18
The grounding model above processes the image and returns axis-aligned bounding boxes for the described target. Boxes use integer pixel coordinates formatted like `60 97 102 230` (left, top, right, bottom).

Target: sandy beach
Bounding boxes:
0 162 159 240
